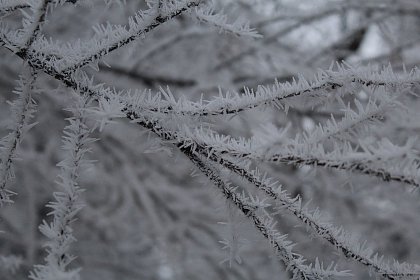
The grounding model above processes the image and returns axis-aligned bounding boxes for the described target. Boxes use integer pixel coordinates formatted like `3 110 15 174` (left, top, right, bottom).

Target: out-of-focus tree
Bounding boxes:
0 0 420 279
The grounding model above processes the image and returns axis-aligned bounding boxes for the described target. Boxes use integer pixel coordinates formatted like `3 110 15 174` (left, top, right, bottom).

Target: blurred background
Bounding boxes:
1 0 420 279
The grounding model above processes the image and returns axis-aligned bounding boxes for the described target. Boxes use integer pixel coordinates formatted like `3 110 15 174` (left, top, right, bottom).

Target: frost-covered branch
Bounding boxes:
266 150 420 189
0 0 28 13
296 96 403 145
178 126 420 189
125 117 420 279
0 67 37 205
3 37 419 190
200 155 420 279
29 94 95 280
5 49 417 191
81 100 350 278
181 150 350 279
19 0 52 54
121 64 419 117
2 35 419 119
0 2 419 278
126 110 418 278
91 86 418 277
58 0 203 73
